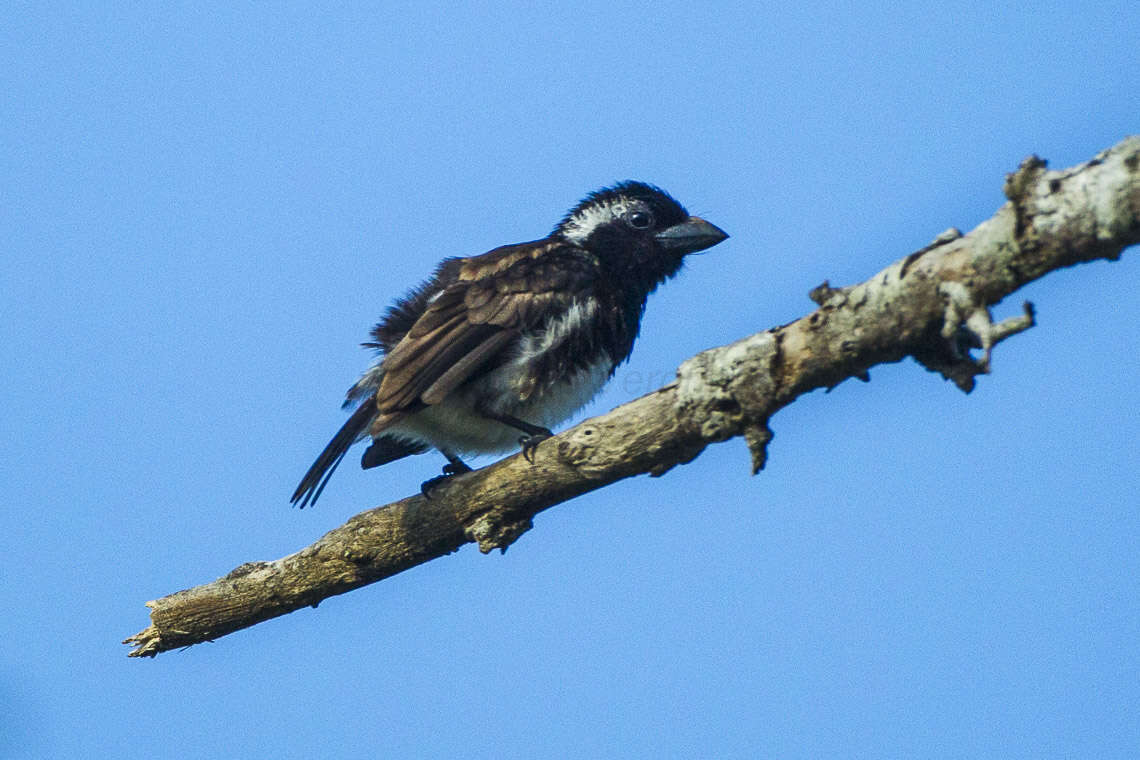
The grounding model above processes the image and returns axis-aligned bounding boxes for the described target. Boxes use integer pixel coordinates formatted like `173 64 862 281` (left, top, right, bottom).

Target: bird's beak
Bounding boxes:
655 216 729 255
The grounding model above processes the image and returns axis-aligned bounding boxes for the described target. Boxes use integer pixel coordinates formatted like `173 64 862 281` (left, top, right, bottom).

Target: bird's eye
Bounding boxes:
627 210 654 229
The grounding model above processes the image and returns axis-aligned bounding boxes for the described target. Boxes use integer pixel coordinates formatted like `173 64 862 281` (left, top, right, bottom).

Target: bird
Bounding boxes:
291 181 728 507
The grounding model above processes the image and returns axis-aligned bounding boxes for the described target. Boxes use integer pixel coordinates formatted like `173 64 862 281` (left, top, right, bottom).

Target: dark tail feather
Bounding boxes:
362 436 429 469
291 397 377 508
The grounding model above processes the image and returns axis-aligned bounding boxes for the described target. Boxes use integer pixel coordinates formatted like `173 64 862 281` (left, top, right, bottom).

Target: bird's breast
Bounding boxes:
390 357 612 454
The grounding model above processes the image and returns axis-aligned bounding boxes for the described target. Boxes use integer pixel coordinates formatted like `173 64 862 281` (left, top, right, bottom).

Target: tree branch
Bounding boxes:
125 136 1140 657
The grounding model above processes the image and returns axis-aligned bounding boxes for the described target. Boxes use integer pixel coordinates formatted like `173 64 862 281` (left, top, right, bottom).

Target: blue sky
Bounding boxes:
3 2 1138 758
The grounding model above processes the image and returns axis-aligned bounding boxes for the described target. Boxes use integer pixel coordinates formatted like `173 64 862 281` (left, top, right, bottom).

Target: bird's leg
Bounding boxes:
420 450 473 497
476 407 553 464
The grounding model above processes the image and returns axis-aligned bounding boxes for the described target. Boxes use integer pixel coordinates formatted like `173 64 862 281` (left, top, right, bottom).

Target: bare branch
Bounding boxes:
126 136 1140 657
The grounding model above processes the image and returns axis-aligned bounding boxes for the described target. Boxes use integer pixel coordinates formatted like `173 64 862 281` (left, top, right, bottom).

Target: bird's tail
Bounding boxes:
291 396 377 508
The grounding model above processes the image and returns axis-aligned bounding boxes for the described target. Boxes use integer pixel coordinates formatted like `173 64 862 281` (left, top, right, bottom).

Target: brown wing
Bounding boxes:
373 240 596 419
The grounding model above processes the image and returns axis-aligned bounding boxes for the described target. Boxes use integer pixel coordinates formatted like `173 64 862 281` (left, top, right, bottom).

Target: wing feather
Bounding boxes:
371 241 597 422
420 331 515 404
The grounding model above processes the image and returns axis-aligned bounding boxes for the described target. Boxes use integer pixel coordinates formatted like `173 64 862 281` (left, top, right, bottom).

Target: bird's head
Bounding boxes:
555 181 728 286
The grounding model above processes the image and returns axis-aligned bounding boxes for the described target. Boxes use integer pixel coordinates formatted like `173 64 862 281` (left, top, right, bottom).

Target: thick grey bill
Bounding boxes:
655 216 729 255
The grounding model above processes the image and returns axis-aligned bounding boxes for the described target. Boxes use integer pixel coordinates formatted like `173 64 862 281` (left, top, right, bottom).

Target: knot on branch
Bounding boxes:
914 281 1036 392
554 424 609 475
1004 155 1048 204
809 280 853 306
225 561 271 579
742 420 774 475
676 332 780 473
465 512 533 554
1004 155 1050 242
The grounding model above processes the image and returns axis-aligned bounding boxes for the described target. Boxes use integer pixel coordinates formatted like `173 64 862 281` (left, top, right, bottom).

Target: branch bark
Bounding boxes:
125 136 1140 657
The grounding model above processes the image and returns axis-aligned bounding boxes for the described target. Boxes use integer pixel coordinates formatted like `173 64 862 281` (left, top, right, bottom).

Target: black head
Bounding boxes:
554 181 728 286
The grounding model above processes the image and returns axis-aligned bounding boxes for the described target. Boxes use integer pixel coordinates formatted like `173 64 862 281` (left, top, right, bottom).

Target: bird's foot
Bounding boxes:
519 430 553 464
421 460 473 498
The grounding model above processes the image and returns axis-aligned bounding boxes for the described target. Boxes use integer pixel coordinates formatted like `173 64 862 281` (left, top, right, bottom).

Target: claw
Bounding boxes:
519 432 552 464
420 460 473 498
420 476 447 498
442 461 473 476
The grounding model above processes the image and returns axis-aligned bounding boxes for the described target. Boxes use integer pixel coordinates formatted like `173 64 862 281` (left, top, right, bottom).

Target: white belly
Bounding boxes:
387 358 612 454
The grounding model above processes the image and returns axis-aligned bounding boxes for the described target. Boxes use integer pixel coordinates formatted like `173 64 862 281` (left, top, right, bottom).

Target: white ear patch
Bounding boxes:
560 198 631 245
